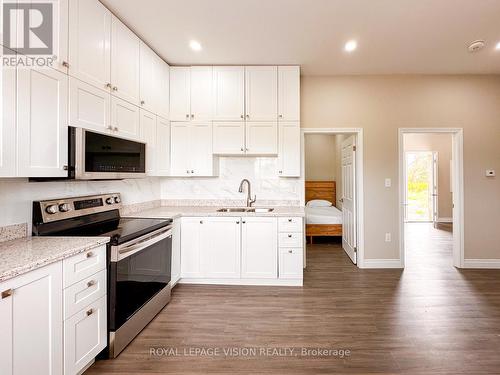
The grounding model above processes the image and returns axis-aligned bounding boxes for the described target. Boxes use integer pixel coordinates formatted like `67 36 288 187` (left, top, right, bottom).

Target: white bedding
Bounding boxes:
306 206 343 225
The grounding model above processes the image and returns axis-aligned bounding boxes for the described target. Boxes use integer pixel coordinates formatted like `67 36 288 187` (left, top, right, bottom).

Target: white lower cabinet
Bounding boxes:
278 217 303 280
180 218 204 278
241 217 278 279
279 248 303 279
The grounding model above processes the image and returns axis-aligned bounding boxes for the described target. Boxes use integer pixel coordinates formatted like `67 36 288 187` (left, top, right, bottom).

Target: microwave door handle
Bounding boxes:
116 229 172 261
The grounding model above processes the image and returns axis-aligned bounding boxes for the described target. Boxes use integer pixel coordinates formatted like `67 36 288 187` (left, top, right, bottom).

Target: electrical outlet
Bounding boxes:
385 233 392 242
385 178 392 188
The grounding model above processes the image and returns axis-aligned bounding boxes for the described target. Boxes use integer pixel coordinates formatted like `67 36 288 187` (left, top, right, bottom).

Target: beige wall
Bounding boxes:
404 133 453 219
304 134 337 181
301 75 500 260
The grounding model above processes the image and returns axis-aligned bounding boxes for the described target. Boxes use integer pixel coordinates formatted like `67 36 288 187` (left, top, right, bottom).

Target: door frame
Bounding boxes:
301 128 365 268
398 128 464 268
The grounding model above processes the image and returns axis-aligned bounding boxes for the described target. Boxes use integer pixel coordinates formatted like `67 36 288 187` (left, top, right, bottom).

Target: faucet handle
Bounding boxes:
251 195 257 204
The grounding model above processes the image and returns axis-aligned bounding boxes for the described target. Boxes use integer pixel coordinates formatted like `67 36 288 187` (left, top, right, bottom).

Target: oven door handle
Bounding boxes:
113 229 172 262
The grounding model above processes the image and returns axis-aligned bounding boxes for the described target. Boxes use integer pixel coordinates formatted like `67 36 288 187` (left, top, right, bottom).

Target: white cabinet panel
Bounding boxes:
278 217 303 233
139 42 156 113
278 121 300 177
190 122 214 176
278 66 300 121
69 0 111 91
245 66 277 121
245 121 278 155
213 66 245 121
190 66 213 121
62 245 106 288
111 16 140 105
17 67 68 177
140 109 157 175
201 217 241 278
155 56 170 119
63 269 106 320
0 56 16 177
180 218 203 278
241 217 278 279
156 116 170 176
170 122 191 176
110 96 140 140
171 219 181 285
170 67 190 121
279 248 303 279
69 77 110 133
213 122 245 155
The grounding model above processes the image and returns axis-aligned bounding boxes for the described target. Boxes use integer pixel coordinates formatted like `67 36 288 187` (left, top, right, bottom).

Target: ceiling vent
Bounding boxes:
468 40 485 53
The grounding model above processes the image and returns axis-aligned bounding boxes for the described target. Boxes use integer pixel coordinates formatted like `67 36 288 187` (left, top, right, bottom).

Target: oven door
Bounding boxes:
74 127 146 180
109 227 172 331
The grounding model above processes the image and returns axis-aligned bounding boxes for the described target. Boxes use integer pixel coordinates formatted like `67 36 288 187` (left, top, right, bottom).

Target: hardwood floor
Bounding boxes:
87 224 500 374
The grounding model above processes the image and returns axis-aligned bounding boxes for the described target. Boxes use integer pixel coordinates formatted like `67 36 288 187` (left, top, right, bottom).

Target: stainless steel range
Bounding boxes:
32 193 173 358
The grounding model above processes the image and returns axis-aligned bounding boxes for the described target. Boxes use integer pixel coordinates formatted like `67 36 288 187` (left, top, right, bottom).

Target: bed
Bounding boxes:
305 181 343 243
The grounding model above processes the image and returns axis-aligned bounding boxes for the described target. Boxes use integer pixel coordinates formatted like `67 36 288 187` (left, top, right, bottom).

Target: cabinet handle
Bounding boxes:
63 165 68 171
62 61 69 68
1 289 13 299
191 170 194 174
86 251 94 258
186 114 190 119
288 250 293 254
246 114 249 119
87 280 96 288
112 86 118 91
113 127 118 131
288 219 292 222
86 308 93 316
200 220 203 224
107 125 113 130
288 234 292 238
105 83 112 89
236 221 240 224
240 115 244 119
245 148 249 151
242 221 246 224
240 147 244 152
191 114 194 119
141 100 145 105
279 170 283 174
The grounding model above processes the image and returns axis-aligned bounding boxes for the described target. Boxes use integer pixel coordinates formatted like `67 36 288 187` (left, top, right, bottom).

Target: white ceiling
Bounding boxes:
101 0 500 75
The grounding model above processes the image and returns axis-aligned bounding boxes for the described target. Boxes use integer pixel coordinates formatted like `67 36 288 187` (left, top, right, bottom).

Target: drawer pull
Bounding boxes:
86 308 93 316
288 219 292 222
87 280 96 288
288 234 292 238
1 289 13 299
86 251 94 258
288 250 293 254
242 221 246 224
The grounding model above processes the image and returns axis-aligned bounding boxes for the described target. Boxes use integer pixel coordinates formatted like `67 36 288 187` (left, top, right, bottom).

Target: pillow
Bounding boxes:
306 199 333 207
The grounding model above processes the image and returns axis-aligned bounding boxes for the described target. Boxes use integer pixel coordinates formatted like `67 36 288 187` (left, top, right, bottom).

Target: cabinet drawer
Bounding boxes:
279 248 303 279
63 245 106 288
279 232 303 248
64 295 107 375
64 269 106 320
278 217 303 233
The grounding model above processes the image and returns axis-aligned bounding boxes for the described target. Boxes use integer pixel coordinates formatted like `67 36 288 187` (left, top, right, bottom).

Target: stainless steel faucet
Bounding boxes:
238 179 256 207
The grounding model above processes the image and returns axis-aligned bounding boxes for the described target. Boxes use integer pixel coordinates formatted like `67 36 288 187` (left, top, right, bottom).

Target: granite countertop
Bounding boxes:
0 237 109 282
126 205 305 220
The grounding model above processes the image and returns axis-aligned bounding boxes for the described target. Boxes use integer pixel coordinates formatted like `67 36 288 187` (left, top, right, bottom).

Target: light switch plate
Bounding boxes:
486 170 495 177
385 178 392 188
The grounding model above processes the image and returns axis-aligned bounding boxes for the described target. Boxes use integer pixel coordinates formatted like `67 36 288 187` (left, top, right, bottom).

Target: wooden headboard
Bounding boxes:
305 181 336 207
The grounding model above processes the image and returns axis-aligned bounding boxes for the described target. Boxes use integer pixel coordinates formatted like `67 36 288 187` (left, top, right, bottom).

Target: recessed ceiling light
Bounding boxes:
496 42 500 50
344 40 357 53
189 40 202 51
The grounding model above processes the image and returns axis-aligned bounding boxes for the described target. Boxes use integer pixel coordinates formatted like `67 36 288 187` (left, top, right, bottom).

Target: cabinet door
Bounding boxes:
69 0 111 91
69 77 110 133
201 217 241 279
139 42 156 113
278 66 300 121
241 217 278 279
0 55 16 177
278 122 300 177
140 109 157 175
190 66 212 121
17 67 68 177
0 261 63 375
110 96 140 140
180 218 203 278
155 57 170 119
169 67 190 121
171 219 181 285
111 16 141 105
245 66 277 121
156 116 170 176
245 121 278 155
213 66 245 121
212 122 245 155
190 122 215 176
170 122 191 176
279 248 303 279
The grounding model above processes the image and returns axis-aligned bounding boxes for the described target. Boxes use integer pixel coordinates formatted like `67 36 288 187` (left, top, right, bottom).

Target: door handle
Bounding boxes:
1 289 13 299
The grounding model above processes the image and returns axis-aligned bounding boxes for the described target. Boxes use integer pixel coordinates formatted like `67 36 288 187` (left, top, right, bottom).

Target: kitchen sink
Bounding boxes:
216 207 275 213
216 208 248 212
246 208 274 213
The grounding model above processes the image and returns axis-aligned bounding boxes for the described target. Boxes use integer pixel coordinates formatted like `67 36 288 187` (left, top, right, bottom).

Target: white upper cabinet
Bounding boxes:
169 67 191 121
170 122 191 176
278 122 300 177
278 66 300 121
139 42 156 113
111 16 141 105
245 121 278 155
0 57 16 177
245 66 278 121
140 109 157 175
110 96 140 140
241 217 278 279
69 0 111 91
40 0 69 74
190 66 213 121
212 122 245 155
156 116 170 176
154 56 170 119
213 66 245 121
17 67 68 177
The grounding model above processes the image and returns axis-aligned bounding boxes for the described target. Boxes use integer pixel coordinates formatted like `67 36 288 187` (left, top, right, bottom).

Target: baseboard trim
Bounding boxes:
437 217 453 223
179 278 303 286
360 259 403 269
463 259 500 269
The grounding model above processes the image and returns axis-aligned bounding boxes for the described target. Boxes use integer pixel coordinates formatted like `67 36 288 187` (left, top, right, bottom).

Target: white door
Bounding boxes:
245 121 278 155
155 57 170 119
245 66 278 121
139 42 156 113
17 67 68 177
278 66 300 121
156 116 170 176
278 121 300 177
170 122 191 176
0 262 63 375
432 152 439 227
190 66 213 121
201 217 241 278
180 218 203 278
171 219 181 285
341 135 357 264
69 77 111 133
0 56 16 177
169 67 191 121
69 0 111 91
212 122 245 155
110 96 140 140
190 122 214 176
213 66 245 121
241 217 278 279
140 109 157 175
111 16 140 105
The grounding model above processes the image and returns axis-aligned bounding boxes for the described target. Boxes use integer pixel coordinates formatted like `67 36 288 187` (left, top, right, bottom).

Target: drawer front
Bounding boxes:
279 248 303 279
279 232 303 248
64 295 107 375
63 245 106 288
278 217 303 233
64 269 106 320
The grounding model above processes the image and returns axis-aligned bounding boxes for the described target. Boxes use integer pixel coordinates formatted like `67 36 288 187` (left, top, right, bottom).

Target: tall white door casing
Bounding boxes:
169 67 191 121
245 66 278 121
156 116 170 176
212 66 245 121
278 66 300 121
139 109 157 175
341 135 357 264
0 53 16 177
190 66 213 121
278 122 300 177
241 217 278 279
